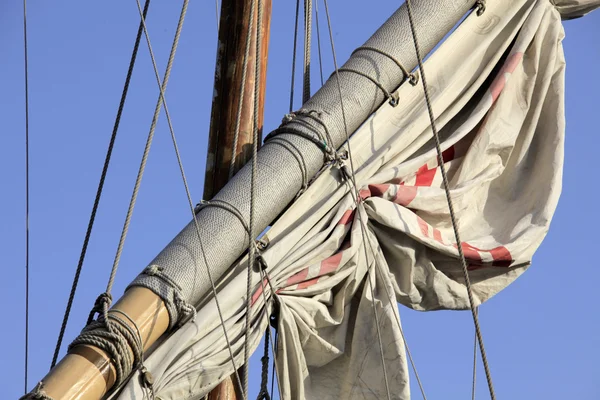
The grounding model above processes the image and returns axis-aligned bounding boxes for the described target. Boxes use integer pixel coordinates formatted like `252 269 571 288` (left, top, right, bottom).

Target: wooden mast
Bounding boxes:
206 0 272 398
30 1 271 400
204 0 272 200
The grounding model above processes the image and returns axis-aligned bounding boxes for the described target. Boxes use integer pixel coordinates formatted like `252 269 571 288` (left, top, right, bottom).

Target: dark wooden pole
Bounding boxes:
203 0 272 200
205 0 272 398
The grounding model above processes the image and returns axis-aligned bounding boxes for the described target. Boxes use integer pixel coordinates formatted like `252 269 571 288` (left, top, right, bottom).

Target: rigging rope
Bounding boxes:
303 0 312 103
244 0 263 395
50 0 152 370
65 0 189 393
215 0 220 31
289 0 301 112
22 0 30 393
322 1 392 398
134 0 247 396
257 324 271 400
404 1 496 398
472 307 479 400
314 0 324 86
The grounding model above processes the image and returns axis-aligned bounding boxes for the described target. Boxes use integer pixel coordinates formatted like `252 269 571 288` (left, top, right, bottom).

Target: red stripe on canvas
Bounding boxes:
338 209 355 226
490 52 523 103
393 186 417 206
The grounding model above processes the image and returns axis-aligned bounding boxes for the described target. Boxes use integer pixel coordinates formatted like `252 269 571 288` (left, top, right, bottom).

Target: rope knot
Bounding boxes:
175 294 197 324
281 113 296 124
144 264 162 276
20 382 53 400
86 292 113 325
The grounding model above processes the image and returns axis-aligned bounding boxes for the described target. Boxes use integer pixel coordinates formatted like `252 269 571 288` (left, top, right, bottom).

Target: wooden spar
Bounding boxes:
32 1 271 399
206 0 272 398
204 0 272 200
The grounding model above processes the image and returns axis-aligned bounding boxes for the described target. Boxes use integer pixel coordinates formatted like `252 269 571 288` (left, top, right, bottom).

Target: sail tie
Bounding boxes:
265 108 356 201
141 265 197 324
352 46 420 87
333 67 400 107
194 200 270 273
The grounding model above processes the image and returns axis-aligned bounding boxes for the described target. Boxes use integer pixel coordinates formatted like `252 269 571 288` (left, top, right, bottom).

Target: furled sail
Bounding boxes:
113 0 599 398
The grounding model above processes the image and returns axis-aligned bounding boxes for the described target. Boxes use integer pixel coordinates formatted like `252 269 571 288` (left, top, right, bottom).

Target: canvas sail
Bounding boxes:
112 0 599 398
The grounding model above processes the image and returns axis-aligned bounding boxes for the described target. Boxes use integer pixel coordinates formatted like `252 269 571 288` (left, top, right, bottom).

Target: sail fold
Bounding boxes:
113 0 598 398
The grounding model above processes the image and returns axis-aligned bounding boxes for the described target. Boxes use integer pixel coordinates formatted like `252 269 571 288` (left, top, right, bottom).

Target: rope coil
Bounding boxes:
195 199 269 271
68 293 144 390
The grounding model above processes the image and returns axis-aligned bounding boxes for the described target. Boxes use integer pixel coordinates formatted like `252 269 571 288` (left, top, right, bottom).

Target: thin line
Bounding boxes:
133 1 246 397
302 0 312 103
257 269 283 400
322 1 392 399
472 307 478 400
404 1 496 398
215 0 220 31
244 0 262 395
106 0 186 294
50 0 152 370
314 0 324 86
289 0 301 112
23 0 30 393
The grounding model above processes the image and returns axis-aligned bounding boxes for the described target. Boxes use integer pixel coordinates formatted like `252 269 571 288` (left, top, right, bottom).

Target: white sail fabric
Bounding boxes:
114 0 598 399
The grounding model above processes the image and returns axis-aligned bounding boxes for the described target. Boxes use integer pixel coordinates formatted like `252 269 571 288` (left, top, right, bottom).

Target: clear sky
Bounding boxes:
1 1 599 399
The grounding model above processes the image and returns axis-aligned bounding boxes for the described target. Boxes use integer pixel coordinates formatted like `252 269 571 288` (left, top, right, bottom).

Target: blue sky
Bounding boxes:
1 1 599 399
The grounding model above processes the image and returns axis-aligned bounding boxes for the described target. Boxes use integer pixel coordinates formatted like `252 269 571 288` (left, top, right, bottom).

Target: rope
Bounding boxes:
229 0 257 180
105 0 185 293
69 294 143 388
22 0 30 393
269 322 278 398
314 0 324 86
289 0 301 112
404 1 496 399
244 0 263 395
19 382 53 400
334 67 399 106
256 257 283 400
322 1 392 399
472 307 479 400
303 0 312 103
215 0 220 30
134 0 246 396
256 326 271 400
50 0 152 370
67 0 187 393
352 46 419 86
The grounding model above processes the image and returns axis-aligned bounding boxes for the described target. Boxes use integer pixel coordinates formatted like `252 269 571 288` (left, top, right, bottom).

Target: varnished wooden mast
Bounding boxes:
31 1 271 400
206 0 272 398
204 0 272 200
